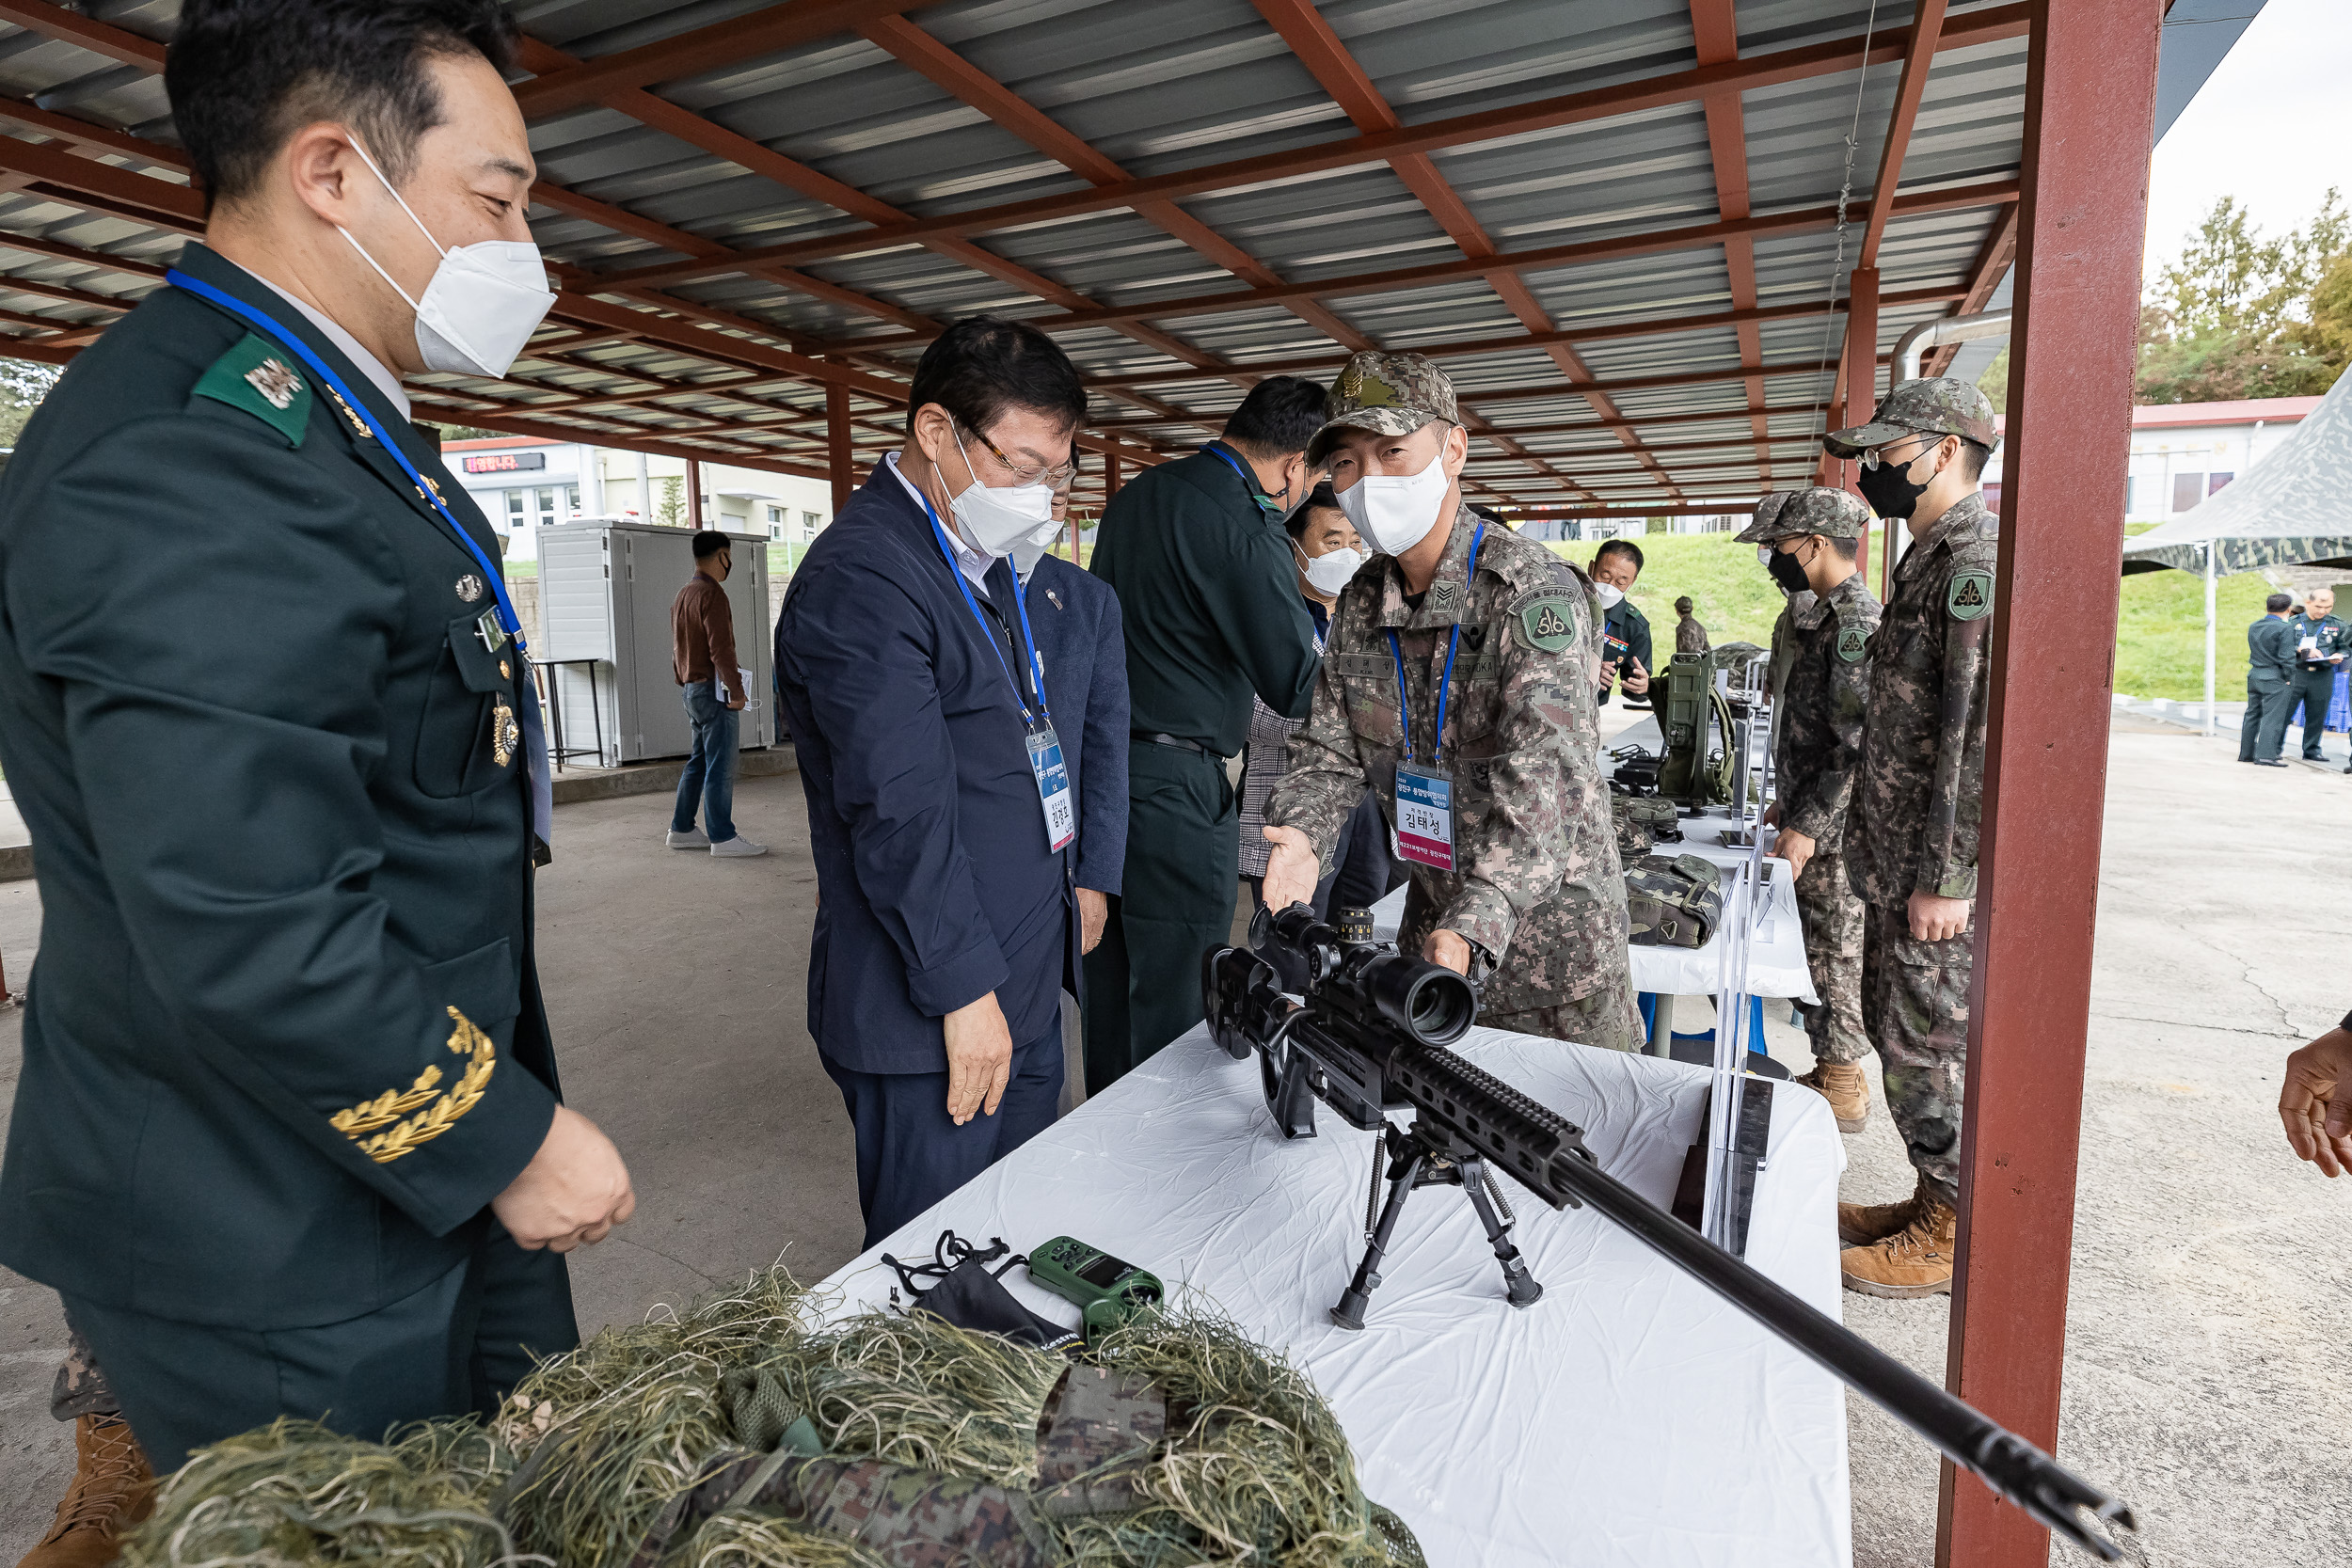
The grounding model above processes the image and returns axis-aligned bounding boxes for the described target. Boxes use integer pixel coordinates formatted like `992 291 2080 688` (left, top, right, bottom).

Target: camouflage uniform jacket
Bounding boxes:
1848 491 1997 907
1265 505 1628 1011
1771 573 1882 850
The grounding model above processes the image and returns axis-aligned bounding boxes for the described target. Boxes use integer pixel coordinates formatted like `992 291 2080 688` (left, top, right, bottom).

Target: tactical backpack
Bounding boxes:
1625 852 1724 948
1611 794 1683 859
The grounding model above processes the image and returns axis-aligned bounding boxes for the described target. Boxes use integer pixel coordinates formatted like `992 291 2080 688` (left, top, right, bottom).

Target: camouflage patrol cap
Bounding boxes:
1822 376 1998 458
1735 485 1872 543
1307 351 1459 466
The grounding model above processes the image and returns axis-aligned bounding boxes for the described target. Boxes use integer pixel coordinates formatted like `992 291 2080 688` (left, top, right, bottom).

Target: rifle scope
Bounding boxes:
1249 903 1475 1048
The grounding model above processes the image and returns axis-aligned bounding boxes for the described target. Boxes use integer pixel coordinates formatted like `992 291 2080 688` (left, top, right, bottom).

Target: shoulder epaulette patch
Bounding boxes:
1514 590 1581 653
1835 624 1869 663
191 331 310 448
1947 569 1994 621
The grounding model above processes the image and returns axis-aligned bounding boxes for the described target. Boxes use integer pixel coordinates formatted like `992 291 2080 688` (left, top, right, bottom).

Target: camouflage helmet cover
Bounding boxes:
1821 376 1999 458
1736 485 1873 543
1307 350 1460 466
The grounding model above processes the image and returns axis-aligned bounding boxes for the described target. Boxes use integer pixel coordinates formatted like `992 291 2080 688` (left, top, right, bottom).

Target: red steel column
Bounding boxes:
826 383 853 515
1843 265 1879 587
1104 452 1123 499
686 458 705 527
1938 3 2158 1564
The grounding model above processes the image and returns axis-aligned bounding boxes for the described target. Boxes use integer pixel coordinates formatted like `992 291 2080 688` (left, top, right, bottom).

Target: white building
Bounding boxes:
1980 394 2317 524
443 435 836 560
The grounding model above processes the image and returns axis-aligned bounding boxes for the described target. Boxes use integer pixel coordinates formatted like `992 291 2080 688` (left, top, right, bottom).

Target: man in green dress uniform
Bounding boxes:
1084 378 1327 1088
0 0 635 1513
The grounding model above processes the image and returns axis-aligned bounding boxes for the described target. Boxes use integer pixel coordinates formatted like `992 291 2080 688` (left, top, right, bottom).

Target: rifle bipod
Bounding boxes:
1331 1121 1544 1330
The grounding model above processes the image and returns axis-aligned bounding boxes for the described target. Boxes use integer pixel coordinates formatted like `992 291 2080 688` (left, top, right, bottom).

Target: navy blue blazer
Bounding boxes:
776 471 1072 1073
1023 554 1128 896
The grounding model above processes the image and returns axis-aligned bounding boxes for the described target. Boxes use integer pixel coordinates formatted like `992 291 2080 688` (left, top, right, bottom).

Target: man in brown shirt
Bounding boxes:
669 531 764 856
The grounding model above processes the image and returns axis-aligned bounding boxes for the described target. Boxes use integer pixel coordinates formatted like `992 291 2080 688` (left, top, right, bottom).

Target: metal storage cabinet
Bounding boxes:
535 521 772 766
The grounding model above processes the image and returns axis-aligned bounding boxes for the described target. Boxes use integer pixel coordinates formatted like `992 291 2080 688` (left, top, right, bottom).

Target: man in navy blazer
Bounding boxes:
775 318 1090 1246
1017 515 1130 1086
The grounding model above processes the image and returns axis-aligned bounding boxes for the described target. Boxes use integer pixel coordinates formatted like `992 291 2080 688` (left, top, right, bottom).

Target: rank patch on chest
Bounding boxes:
491 696 519 768
1835 625 1869 662
245 357 301 410
1429 578 1463 617
1947 570 1994 621
455 573 485 603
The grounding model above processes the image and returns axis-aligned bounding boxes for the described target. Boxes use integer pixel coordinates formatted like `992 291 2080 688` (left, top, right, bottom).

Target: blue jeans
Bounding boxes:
674 681 739 840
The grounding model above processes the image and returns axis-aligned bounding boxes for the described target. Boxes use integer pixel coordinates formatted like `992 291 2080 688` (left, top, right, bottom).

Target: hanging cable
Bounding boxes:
1803 0 1887 446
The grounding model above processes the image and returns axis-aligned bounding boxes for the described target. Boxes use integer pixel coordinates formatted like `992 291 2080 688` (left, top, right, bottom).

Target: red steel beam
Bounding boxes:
826 383 854 513
1844 265 1879 586
1939 3 2159 1564
513 1 951 116
1690 0 1773 483
1859 0 1950 267
0 0 164 71
1927 204 2022 377
602 2 2032 291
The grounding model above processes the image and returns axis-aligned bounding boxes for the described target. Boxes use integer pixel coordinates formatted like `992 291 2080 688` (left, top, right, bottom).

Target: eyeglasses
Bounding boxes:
961 422 1080 489
1858 432 1938 471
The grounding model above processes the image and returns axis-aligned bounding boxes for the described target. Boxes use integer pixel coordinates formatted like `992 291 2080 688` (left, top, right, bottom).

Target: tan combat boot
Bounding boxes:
1840 1195 1959 1299
18 1414 155 1568
1794 1060 1869 1133
1836 1175 1926 1247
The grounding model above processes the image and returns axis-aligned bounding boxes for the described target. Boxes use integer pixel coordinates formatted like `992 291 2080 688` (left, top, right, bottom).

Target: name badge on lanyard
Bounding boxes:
913 479 1076 856
1387 521 1484 875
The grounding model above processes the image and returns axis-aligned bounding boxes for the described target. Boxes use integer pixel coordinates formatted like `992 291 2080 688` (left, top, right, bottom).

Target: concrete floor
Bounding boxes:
4 721 2351 1564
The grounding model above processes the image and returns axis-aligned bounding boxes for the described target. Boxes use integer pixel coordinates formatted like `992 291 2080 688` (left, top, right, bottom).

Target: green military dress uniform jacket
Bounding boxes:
1846 492 1997 908
1266 507 1631 1014
0 245 563 1331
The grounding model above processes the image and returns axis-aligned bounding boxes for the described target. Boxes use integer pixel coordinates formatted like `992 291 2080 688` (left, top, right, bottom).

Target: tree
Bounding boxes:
0 357 61 450
655 475 684 526
1976 346 2008 407
2137 190 2351 403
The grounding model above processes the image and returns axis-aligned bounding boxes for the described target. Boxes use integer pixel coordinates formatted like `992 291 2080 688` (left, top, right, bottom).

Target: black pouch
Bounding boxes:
883 1231 1081 1353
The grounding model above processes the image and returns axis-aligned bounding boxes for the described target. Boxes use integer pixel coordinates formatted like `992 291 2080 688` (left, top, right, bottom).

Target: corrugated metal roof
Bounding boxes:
0 0 2055 509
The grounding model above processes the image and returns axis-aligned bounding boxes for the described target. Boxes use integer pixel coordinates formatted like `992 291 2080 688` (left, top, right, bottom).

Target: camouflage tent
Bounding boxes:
2121 364 2352 576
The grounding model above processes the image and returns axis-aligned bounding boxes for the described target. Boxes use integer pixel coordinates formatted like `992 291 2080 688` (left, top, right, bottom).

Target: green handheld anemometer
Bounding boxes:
1026 1236 1164 1337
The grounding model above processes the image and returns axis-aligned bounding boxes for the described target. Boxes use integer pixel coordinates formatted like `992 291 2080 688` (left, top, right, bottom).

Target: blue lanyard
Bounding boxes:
167 269 528 655
902 463 1052 724
1387 521 1485 765
1202 442 1282 515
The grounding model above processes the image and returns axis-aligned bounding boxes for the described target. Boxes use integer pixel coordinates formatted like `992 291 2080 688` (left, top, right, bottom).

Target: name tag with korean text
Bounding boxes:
1027 718 1076 852
1392 764 1454 871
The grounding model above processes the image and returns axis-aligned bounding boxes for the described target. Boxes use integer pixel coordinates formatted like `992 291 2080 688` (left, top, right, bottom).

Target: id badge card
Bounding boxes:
1026 718 1077 852
1392 764 1455 871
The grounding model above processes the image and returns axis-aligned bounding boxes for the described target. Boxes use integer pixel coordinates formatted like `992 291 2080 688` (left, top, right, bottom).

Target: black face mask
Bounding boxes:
1766 544 1813 595
1856 451 1931 520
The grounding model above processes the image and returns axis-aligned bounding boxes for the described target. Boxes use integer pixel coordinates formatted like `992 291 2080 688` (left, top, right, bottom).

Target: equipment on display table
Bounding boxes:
1025 1236 1166 1338
1201 903 2137 1560
1654 642 1772 809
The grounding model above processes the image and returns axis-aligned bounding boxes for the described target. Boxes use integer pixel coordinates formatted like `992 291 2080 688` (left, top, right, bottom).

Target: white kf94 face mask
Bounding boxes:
1594 581 1626 610
945 435 1057 558
339 140 556 380
1296 542 1366 596
1011 515 1065 578
1335 446 1452 557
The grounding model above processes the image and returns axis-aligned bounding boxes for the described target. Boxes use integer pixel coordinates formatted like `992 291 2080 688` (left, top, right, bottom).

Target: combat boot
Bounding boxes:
1839 1195 1959 1299
1794 1060 1869 1132
18 1414 154 1568
1836 1175 1926 1247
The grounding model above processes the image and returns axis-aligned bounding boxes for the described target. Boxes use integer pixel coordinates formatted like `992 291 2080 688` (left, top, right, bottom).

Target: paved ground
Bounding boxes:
3 717 2350 1564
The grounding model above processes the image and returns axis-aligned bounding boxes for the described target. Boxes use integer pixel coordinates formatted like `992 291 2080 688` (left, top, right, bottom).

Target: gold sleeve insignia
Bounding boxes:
333 1007 496 1164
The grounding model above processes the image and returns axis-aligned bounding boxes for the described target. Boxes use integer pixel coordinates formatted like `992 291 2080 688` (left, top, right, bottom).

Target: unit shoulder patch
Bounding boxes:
1946 569 1994 621
190 332 311 448
1834 623 1869 663
1512 589 1581 653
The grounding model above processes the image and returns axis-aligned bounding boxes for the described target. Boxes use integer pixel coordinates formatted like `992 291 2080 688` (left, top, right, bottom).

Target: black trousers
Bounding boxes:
2240 677 2295 761
825 1021 1063 1251
2286 669 2337 757
63 1219 575 1472
1084 739 1234 1094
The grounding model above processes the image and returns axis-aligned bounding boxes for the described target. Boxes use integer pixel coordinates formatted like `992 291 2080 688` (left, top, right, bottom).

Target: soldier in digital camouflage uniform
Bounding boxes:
1823 378 2002 1299
1262 352 1640 1051
1738 488 1881 1134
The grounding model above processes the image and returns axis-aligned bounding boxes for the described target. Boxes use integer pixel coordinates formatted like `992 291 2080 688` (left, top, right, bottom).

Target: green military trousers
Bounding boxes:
62 1217 575 1472
1084 738 1236 1093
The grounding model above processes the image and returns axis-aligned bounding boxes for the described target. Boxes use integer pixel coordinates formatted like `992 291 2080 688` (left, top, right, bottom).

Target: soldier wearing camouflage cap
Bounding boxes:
1820 378 2001 1300
1263 352 1641 1051
1740 488 1882 1138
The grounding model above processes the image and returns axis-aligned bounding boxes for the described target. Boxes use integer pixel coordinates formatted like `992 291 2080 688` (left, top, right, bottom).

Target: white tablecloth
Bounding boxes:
817 1025 1852 1568
1367 808 1819 1004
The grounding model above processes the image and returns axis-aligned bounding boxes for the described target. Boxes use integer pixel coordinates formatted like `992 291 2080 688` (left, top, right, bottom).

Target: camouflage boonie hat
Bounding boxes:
1307 351 1458 466
1822 376 1998 458
1736 485 1872 543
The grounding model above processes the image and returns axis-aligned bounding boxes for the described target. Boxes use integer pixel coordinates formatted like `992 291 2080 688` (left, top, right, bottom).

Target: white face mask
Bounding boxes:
338 140 555 380
1593 581 1626 610
1296 541 1365 597
941 432 1057 558
1335 445 1452 557
1756 546 1775 566
1011 515 1063 579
